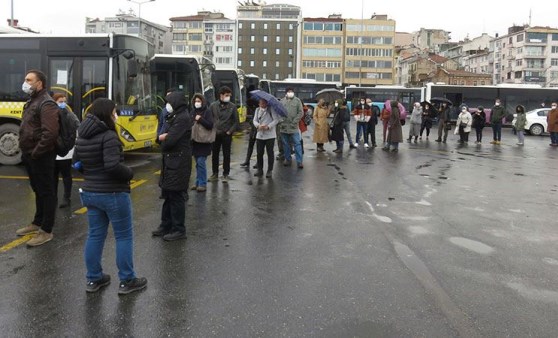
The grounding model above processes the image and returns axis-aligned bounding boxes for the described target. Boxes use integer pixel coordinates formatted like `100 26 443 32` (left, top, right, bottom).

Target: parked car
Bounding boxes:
512 108 550 136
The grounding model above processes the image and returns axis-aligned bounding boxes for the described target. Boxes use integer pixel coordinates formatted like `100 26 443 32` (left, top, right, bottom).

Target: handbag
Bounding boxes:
192 121 216 143
459 122 467 128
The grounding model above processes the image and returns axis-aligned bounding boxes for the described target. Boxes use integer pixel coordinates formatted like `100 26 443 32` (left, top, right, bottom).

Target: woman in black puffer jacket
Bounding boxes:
74 98 147 295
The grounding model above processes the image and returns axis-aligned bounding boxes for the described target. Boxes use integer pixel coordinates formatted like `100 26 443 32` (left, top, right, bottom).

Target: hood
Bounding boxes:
515 105 525 113
166 91 188 112
78 114 109 140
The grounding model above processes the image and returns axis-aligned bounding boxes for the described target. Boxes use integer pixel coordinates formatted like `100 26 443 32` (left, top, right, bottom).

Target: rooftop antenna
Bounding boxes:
529 8 532 27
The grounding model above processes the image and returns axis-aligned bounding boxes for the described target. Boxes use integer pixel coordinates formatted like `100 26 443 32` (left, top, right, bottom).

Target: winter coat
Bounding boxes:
19 88 60 159
279 96 304 134
312 104 331 143
353 104 371 123
190 104 213 158
472 111 486 129
490 104 506 124
421 106 435 129
368 105 380 126
387 107 403 143
410 106 422 125
438 105 450 123
74 114 133 193
547 108 558 133
159 92 192 192
209 100 239 135
330 105 345 142
514 105 527 132
253 106 280 140
455 111 472 133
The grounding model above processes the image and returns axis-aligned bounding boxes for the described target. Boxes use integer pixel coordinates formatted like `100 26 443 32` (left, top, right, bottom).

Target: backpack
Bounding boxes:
37 99 80 157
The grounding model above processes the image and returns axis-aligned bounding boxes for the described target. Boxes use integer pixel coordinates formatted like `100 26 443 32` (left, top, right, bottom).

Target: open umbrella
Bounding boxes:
430 97 453 106
384 99 407 119
249 90 288 117
315 88 344 105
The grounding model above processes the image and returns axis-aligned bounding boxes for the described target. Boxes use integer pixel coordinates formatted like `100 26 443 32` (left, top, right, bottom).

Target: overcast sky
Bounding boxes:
4 0 557 41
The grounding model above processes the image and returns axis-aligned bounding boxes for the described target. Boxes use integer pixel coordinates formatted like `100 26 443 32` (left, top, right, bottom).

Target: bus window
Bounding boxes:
49 58 76 113
81 59 107 117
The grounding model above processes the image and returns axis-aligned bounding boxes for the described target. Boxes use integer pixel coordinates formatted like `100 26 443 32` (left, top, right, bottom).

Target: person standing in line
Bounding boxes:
253 99 280 178
407 102 422 143
342 99 356 149
313 99 330 152
52 93 80 208
74 98 147 294
472 106 486 144
513 105 527 146
240 86 259 169
547 102 558 146
490 98 506 145
157 88 177 138
279 87 304 168
455 106 472 144
209 86 239 183
330 99 346 153
380 105 391 144
419 103 434 140
435 102 451 143
366 99 379 147
152 92 192 241
383 101 403 152
352 98 371 147
189 93 213 192
16 70 59 247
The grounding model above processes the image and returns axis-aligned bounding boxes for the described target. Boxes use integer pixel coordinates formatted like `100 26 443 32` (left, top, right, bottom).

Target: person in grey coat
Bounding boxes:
407 102 422 143
253 99 280 178
279 87 304 168
383 101 403 152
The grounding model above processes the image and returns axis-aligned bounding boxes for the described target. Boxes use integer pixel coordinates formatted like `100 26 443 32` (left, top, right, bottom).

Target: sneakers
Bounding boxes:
118 277 148 295
490 140 497 144
196 186 207 192
496 141 501 145
353 143 358 147
349 144 357 149
333 148 342 153
86 273 111 293
265 171 272 178
254 170 264 177
16 223 40 236
516 142 524 146
297 163 304 169
435 139 441 142
190 185 198 191
151 226 169 237
208 174 218 182
239 162 249 168
162 231 187 241
364 143 370 148
222 175 229 183
26 230 53 247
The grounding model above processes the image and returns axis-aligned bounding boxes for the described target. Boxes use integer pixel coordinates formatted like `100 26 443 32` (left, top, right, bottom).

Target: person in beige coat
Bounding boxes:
312 99 331 152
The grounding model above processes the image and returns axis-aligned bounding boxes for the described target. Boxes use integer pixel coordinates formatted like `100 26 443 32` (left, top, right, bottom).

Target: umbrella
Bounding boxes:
249 90 288 117
384 99 407 119
430 97 453 106
315 88 344 104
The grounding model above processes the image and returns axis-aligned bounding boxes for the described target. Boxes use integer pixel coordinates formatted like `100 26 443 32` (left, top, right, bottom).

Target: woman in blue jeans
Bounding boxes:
74 98 147 295
189 93 213 192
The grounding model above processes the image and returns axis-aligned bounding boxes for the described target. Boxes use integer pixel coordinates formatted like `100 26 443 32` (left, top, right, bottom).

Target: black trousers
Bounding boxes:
54 159 72 199
256 138 275 172
243 127 257 163
366 122 376 145
160 190 186 234
23 152 57 233
212 133 233 176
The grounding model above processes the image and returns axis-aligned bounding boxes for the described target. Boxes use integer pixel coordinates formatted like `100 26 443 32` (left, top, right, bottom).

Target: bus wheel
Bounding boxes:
529 124 544 136
0 123 22 165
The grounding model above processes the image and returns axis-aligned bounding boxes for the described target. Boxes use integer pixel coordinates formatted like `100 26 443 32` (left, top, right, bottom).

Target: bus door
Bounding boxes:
49 57 107 120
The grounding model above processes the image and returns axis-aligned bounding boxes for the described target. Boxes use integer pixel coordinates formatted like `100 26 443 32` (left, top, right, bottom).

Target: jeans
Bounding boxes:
160 189 186 234
54 159 72 199
335 140 344 149
212 133 232 176
475 127 483 142
23 152 57 233
492 123 502 141
551 132 558 145
342 121 354 145
355 122 367 144
256 138 274 172
195 156 207 187
80 191 135 282
517 130 525 144
281 132 303 164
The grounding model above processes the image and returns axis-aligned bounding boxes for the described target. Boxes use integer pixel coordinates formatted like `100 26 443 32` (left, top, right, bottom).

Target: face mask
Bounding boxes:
552 105 557 109
194 102 202 109
222 96 231 103
286 92 294 99
57 102 67 109
495 102 500 106
462 109 467 112
335 102 339 107
166 103 173 113
22 82 33 95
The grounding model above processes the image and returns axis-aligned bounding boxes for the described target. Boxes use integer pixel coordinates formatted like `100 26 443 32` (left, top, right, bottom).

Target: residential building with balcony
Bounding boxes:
169 13 207 57
204 17 237 68
412 28 451 53
397 52 458 87
442 33 493 69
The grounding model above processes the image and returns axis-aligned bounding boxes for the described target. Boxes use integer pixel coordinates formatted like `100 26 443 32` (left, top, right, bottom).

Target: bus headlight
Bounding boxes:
120 127 136 142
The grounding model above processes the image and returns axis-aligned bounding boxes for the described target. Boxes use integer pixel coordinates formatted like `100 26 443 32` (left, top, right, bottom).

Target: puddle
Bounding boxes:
373 213 392 223
401 216 430 221
507 281 558 304
508 209 523 213
415 199 432 206
408 226 429 234
449 237 495 255
542 257 558 266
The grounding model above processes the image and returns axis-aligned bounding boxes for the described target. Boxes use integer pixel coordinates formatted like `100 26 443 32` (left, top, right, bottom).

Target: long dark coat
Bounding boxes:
387 107 403 143
190 104 213 158
330 106 345 142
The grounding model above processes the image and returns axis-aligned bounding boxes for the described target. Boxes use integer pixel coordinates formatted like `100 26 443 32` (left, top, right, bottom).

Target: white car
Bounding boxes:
512 108 550 136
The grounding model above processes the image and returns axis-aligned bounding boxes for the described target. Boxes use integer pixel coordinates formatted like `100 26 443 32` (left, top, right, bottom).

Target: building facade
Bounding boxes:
412 28 451 52
237 3 301 80
493 26 558 87
85 12 170 54
169 14 206 56
204 18 237 68
442 33 493 69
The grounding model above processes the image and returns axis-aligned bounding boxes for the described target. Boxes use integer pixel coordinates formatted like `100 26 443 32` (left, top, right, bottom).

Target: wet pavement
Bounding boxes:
1 126 558 337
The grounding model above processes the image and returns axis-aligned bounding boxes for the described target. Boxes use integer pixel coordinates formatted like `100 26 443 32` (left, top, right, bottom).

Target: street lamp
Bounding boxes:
127 0 155 37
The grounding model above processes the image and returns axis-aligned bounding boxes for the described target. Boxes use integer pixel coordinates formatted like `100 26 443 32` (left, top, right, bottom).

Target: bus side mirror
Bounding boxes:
127 59 138 78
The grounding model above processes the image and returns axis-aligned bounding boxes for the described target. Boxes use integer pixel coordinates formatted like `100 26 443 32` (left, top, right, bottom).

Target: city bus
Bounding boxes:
150 54 215 112
344 85 422 112
0 33 158 165
267 79 341 115
212 68 247 123
422 83 558 123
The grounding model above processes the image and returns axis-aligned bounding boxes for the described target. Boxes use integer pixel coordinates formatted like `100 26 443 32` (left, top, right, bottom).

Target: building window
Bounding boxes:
289 36 293 43
551 59 558 66
276 23 281 29
251 23 255 29
238 47 242 54
250 48 255 54
288 48 293 55
276 36 281 43
288 61 293 68
239 22 243 29
250 60 255 67
552 46 558 53
251 35 255 42
238 60 242 67
263 36 268 42
264 23 268 29
173 33 186 41
263 48 268 54
289 23 294 30
276 61 280 67
263 61 267 67
275 73 280 80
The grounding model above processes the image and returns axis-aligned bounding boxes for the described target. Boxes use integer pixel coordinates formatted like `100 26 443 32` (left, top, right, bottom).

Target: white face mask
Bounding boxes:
113 112 118 121
495 102 500 106
552 105 557 109
335 102 339 107
286 92 294 99
222 96 231 103
22 82 33 95
166 103 173 113
194 102 202 109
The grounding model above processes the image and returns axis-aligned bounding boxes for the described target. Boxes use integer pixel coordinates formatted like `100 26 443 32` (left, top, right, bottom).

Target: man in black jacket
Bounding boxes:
209 86 239 183
152 92 192 241
16 70 59 247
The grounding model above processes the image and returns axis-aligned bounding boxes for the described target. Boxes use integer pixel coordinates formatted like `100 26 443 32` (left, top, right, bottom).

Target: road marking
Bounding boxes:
0 234 34 253
0 175 84 181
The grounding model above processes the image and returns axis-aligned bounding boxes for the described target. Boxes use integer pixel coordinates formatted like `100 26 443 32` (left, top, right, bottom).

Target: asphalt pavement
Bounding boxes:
1 125 558 337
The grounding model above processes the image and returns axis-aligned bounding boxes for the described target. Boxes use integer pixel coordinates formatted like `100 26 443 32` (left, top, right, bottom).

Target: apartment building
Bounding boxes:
169 14 206 56
204 17 237 68
442 33 493 69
